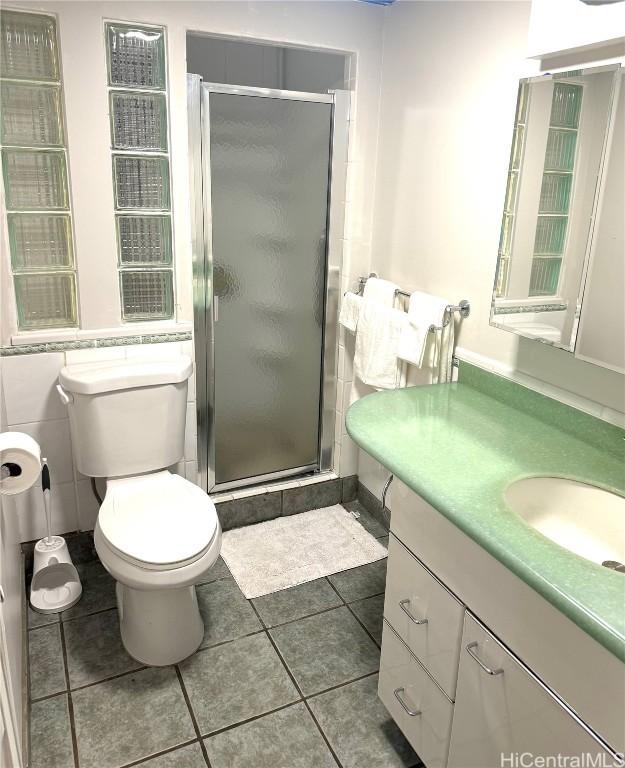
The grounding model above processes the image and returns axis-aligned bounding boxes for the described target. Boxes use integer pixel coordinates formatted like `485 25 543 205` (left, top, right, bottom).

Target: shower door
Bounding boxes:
189 79 339 492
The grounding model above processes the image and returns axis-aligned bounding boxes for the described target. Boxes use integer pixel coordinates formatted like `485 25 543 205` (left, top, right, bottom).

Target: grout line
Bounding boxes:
66 664 148 695
58 622 80 768
304 670 379 702
175 666 213 768
119 738 200 768
324 578 383 649
256 602 344 631
200 699 303 741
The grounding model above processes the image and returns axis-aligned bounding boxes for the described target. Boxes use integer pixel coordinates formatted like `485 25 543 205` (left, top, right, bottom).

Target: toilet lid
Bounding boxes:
98 471 218 569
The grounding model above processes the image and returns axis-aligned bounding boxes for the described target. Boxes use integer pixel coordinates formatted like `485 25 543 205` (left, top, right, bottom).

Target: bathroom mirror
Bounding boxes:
490 64 621 356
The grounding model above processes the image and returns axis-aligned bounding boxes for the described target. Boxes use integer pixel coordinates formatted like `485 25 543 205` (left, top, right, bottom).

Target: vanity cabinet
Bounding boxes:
448 613 614 768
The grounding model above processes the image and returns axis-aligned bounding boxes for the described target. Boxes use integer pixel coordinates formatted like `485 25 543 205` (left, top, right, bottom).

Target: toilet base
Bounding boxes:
116 582 204 666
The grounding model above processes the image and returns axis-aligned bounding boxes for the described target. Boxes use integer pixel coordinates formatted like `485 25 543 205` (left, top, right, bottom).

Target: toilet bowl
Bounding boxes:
58 355 221 666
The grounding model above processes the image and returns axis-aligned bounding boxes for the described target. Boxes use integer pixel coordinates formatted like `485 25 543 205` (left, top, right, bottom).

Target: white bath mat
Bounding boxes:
220 505 387 599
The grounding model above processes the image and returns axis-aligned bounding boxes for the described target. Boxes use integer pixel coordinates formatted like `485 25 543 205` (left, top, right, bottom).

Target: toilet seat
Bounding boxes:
98 471 218 571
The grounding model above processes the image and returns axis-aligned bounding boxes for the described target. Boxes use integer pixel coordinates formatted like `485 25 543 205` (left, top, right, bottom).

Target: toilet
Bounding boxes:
57 355 221 666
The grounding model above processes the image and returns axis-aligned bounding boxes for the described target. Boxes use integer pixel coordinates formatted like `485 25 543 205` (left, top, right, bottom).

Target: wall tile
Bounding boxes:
13 418 74 484
64 347 125 365
16 480 78 542
3 353 66 424
184 402 197 461
76 479 101 531
125 342 183 360
185 460 198 484
281 479 341 516
339 434 358 477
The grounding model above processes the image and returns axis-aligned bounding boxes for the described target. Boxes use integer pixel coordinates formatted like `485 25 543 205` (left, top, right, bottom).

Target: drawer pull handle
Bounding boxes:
394 687 421 717
466 642 503 676
399 599 428 625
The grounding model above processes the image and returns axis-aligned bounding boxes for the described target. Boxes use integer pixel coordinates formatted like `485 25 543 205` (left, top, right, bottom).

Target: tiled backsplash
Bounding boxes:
3 340 197 542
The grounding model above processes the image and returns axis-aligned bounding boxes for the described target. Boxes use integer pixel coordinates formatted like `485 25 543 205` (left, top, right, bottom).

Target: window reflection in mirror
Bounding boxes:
490 65 620 352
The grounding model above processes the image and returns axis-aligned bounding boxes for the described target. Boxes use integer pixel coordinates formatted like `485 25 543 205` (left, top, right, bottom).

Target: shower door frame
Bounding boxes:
187 74 347 493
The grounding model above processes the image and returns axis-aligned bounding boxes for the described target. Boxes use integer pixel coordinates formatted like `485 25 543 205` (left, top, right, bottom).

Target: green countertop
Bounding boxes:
346 363 625 662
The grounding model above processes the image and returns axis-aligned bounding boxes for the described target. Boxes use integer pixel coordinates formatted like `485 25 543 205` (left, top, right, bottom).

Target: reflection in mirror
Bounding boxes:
490 65 619 351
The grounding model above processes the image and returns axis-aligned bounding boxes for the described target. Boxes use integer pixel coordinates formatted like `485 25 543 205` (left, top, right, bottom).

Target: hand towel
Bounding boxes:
397 291 449 368
354 301 407 390
363 277 399 306
338 291 363 334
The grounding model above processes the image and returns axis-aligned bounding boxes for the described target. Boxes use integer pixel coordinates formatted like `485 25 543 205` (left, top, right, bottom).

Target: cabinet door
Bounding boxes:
448 613 617 768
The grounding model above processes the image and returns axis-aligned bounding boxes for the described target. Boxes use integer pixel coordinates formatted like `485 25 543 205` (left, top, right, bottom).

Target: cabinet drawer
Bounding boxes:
384 534 464 699
379 620 454 768
448 613 619 768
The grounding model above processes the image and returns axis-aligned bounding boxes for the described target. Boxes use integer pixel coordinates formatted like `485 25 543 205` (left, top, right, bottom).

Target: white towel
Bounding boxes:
363 277 399 306
354 301 407 390
338 292 362 334
398 291 449 368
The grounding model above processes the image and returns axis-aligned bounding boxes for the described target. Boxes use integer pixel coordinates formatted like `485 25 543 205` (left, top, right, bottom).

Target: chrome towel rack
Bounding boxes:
355 273 470 331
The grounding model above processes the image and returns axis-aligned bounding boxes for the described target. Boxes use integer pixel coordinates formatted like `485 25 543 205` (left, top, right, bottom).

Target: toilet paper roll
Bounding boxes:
0 432 41 496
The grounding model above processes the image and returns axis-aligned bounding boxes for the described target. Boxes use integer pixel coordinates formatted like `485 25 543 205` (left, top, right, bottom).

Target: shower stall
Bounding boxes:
187 75 346 493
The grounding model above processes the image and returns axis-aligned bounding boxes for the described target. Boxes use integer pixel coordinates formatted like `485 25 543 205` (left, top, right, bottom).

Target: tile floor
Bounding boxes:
26 501 421 768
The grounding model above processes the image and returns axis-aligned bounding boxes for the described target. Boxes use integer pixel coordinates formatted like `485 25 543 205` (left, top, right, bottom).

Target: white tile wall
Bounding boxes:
4 341 197 542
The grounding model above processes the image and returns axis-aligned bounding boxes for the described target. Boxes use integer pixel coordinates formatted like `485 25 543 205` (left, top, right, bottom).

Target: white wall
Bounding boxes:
358 0 625 498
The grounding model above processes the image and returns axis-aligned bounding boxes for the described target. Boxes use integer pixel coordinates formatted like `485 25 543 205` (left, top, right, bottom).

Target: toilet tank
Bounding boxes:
58 356 193 478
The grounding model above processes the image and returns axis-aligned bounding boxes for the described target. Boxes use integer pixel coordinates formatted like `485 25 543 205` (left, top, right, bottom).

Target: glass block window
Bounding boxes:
0 11 78 331
105 22 174 322
529 82 583 297
495 82 529 297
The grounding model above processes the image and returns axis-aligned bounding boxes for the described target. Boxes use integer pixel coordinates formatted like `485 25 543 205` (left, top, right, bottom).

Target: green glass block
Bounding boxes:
515 82 529 124
14 272 77 329
8 213 73 271
106 24 166 90
1 82 63 147
2 149 69 210
511 124 525 170
499 213 514 256
504 171 518 213
544 128 577 172
539 172 572 214
529 257 562 297
116 215 172 266
120 269 174 321
550 83 583 129
113 155 170 210
533 216 568 256
0 11 59 81
495 257 510 298
110 91 168 151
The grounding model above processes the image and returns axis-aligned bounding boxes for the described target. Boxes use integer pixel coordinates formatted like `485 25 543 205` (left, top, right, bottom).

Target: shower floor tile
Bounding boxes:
26 505 419 768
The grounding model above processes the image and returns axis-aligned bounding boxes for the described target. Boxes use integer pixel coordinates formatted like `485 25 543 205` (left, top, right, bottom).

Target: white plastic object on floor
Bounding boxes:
30 536 82 614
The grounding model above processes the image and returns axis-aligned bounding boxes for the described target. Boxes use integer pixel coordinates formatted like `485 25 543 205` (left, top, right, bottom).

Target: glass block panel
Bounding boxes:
550 83 583 129
544 128 577 172
8 213 73 270
0 11 59 82
14 272 77 329
538 172 572 214
1 82 63 147
495 257 509 298
529 257 561 297
107 24 166 90
113 155 170 210
116 215 172 266
504 171 518 213
511 124 525 170
533 216 568 256
2 149 69 210
110 91 167 151
499 213 514 256
120 269 173 320
515 82 528 124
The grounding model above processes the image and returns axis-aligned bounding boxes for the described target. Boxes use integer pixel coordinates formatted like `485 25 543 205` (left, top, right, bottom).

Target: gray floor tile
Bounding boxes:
328 558 387 603
252 578 342 628
72 666 195 768
217 492 282 531
282 479 342 516
308 674 419 768
61 560 117 621
64 608 142 688
29 624 66 700
28 604 60 629
196 555 230 585
343 500 388 538
204 703 337 768
196 575 262 649
349 593 385 645
133 742 206 767
379 535 389 548
270 606 379 696
341 475 358 503
180 632 299 735
30 694 74 768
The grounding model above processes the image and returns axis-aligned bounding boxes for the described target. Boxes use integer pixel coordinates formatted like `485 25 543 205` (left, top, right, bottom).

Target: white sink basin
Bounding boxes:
505 477 625 569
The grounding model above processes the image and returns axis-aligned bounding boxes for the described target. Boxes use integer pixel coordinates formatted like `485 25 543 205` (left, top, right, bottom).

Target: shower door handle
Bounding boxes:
213 294 219 323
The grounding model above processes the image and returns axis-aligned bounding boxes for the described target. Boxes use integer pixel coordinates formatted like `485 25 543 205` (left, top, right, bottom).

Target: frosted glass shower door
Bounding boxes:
208 90 332 487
